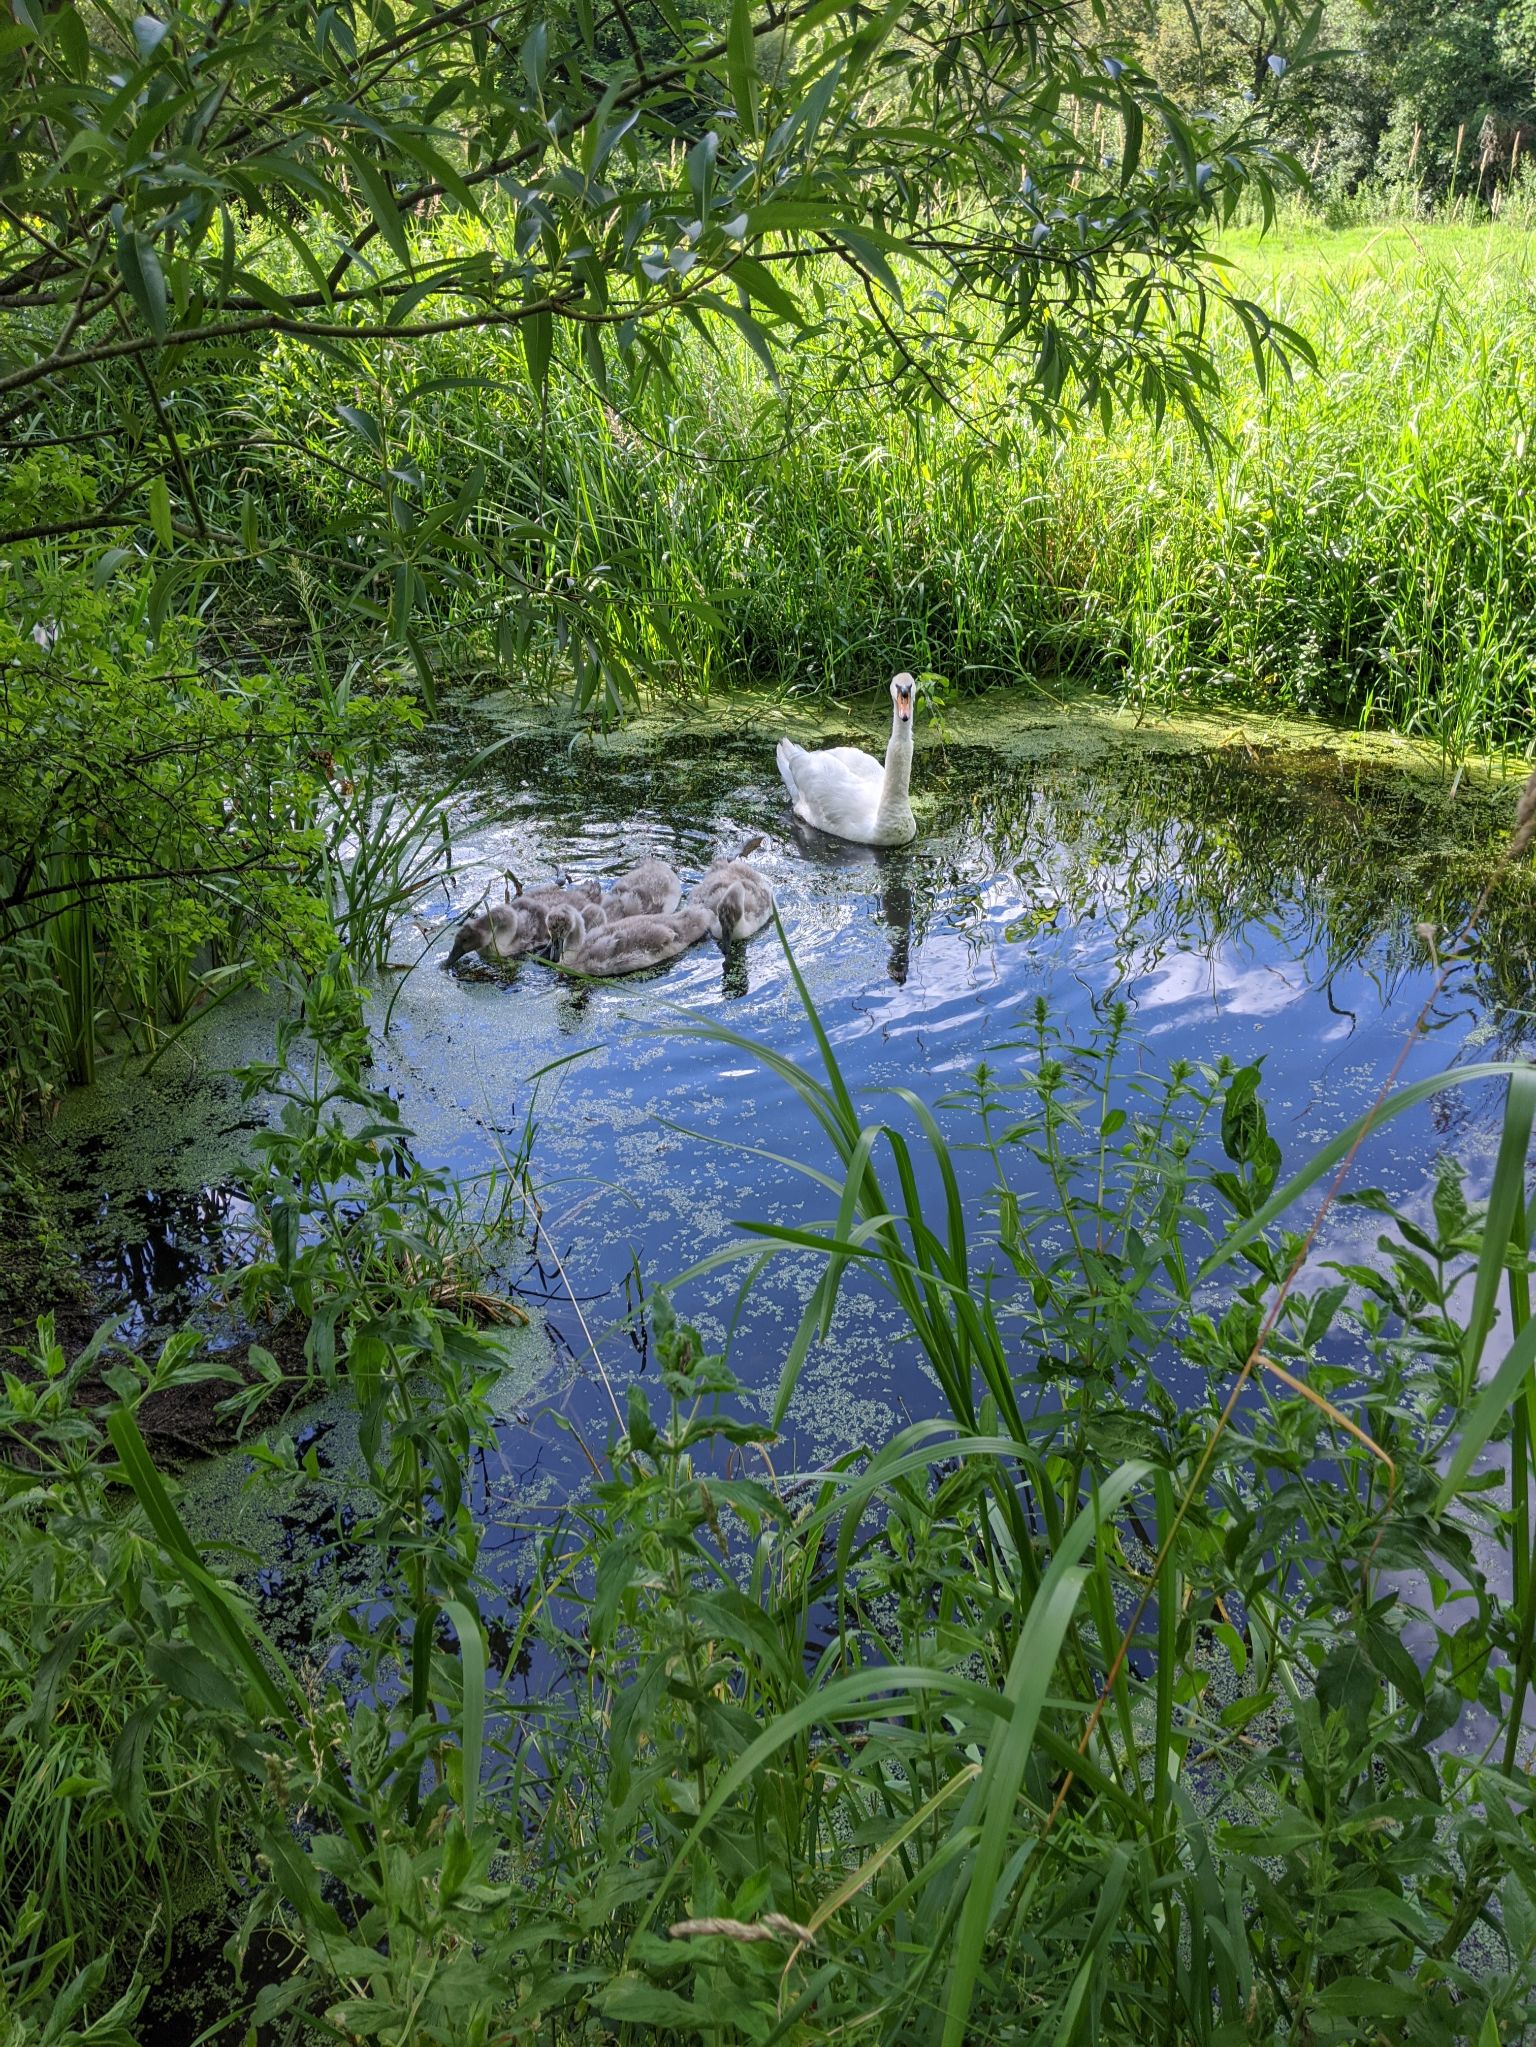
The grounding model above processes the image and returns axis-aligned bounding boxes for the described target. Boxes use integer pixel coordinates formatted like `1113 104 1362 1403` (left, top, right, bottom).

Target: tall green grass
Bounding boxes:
205 218 1536 755
10 940 1536 2042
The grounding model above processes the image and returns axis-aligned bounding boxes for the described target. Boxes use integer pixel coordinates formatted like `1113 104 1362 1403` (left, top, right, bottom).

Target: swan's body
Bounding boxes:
605 857 682 920
776 674 918 846
695 852 774 942
545 900 719 977
445 880 599 966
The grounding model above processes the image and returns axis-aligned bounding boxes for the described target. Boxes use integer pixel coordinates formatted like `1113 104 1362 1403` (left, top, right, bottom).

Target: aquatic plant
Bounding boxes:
231 955 531 1405
319 735 520 975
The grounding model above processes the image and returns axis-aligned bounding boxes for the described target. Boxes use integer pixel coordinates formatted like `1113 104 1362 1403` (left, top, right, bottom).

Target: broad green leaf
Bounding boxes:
520 20 547 94
145 1639 247 1714
345 148 412 269
53 4 89 80
443 1599 485 1829
596 1978 702 2026
336 402 383 450
117 226 168 337
726 252 801 322
522 306 553 392
687 129 719 215
834 225 906 304
727 0 759 134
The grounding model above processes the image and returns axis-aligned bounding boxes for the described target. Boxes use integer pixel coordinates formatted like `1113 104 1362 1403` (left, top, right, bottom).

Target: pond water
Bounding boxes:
38 693 1536 1586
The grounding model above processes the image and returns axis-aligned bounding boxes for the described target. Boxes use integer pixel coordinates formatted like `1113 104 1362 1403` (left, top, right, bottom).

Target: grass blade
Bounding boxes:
940 1460 1150 2047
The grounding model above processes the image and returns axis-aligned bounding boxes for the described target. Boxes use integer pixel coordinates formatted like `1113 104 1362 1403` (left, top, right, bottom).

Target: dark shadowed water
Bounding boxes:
38 696 1536 1559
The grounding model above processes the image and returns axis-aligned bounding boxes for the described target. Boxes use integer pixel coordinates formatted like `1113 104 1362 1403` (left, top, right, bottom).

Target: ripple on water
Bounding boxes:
38 698 1536 1521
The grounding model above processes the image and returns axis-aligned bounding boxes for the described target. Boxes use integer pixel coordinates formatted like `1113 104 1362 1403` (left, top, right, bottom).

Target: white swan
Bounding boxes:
445 879 600 966
545 899 719 977
604 856 682 920
776 674 918 846
694 842 774 941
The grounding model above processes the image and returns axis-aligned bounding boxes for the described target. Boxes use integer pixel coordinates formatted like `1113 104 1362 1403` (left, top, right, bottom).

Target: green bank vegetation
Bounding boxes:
8 950 1536 2041
4 0 1536 2038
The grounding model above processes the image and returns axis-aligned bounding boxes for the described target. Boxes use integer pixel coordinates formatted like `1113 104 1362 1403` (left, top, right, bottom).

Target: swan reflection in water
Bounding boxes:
781 817 918 993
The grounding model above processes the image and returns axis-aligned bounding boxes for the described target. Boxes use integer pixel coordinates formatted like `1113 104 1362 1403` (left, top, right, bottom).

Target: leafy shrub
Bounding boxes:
0 502 416 1123
0 1318 258 2020
11 960 1529 2043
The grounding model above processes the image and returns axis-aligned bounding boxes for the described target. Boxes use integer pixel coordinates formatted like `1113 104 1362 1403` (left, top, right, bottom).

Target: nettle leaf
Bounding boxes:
145 1640 247 1714
109 1700 163 1830
1315 1640 1377 1734
147 475 173 547
595 1977 706 2027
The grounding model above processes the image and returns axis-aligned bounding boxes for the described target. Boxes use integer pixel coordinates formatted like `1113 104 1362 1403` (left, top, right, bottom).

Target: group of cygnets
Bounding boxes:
444 671 925 980
444 844 775 979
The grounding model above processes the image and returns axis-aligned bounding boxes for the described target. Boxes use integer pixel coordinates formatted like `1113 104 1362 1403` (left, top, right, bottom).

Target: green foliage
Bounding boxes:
0 1317 258 2032
9 948 1536 2038
0 0 1315 431
0 497 422 1127
1107 0 1536 203
0 0 1321 714
218 222 1536 747
231 954 529 1411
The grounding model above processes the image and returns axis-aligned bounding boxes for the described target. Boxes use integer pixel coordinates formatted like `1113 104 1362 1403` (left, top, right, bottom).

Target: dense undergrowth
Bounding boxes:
75 213 1536 751
6 942 1536 2044
11 215 1536 758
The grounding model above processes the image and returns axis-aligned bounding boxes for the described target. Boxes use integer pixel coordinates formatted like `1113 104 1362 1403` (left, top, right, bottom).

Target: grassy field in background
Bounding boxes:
197 216 1536 757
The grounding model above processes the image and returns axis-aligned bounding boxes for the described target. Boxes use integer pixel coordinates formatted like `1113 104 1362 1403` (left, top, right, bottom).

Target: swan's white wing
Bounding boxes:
811 745 884 784
783 750 881 809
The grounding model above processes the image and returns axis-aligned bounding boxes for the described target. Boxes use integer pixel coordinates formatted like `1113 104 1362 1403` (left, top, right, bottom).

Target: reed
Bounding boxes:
207 218 1536 759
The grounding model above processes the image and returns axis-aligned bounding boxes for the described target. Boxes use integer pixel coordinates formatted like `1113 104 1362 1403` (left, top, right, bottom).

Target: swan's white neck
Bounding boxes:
875 712 915 833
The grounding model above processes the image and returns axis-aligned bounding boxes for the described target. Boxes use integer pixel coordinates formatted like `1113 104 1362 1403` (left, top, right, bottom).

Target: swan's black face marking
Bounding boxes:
891 673 916 726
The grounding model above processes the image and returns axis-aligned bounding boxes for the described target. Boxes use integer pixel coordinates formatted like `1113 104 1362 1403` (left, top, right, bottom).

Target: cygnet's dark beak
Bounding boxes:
445 921 483 968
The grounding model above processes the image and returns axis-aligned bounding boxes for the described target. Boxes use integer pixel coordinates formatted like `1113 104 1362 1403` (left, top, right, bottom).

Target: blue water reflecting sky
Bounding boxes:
372 711 1532 1520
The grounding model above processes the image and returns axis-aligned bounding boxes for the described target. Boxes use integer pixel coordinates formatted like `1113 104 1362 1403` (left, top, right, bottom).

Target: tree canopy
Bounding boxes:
0 0 1321 476
1107 1 1536 195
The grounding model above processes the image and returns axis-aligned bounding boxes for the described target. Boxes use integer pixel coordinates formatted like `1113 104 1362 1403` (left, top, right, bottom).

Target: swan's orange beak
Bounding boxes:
895 689 914 724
